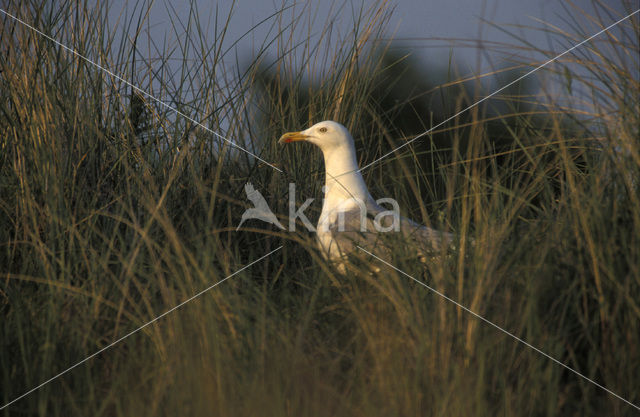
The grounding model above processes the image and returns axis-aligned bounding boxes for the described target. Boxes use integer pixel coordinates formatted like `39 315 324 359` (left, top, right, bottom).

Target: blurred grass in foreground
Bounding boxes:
1 0 639 415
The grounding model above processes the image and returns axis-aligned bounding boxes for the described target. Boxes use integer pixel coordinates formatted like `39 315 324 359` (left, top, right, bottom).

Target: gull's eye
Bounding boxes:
318 127 327 133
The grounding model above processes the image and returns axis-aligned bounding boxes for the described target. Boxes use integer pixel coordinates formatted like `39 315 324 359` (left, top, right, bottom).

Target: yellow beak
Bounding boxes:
278 131 309 144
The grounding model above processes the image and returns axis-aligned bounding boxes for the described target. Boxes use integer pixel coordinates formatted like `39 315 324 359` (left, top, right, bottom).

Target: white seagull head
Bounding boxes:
278 120 354 154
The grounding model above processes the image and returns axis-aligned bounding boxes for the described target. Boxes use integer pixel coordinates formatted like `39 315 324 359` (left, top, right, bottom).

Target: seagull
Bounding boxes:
279 120 453 271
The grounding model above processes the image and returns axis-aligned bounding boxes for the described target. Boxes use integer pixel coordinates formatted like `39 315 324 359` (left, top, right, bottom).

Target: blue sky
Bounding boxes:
100 0 636 135
100 0 637 109
123 0 634 74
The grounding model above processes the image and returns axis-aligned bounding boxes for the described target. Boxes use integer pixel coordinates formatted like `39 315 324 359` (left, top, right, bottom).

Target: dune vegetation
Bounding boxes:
1 0 638 415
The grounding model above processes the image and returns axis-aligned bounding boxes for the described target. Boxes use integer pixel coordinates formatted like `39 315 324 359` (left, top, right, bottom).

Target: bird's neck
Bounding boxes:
321 144 373 210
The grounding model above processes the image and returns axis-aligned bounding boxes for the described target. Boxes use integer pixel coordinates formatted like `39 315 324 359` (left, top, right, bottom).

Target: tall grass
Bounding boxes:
1 0 638 416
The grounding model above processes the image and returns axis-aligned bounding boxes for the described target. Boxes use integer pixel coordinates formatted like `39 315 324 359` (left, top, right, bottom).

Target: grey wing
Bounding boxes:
327 207 385 257
326 202 455 264
400 216 453 251
366 200 454 251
